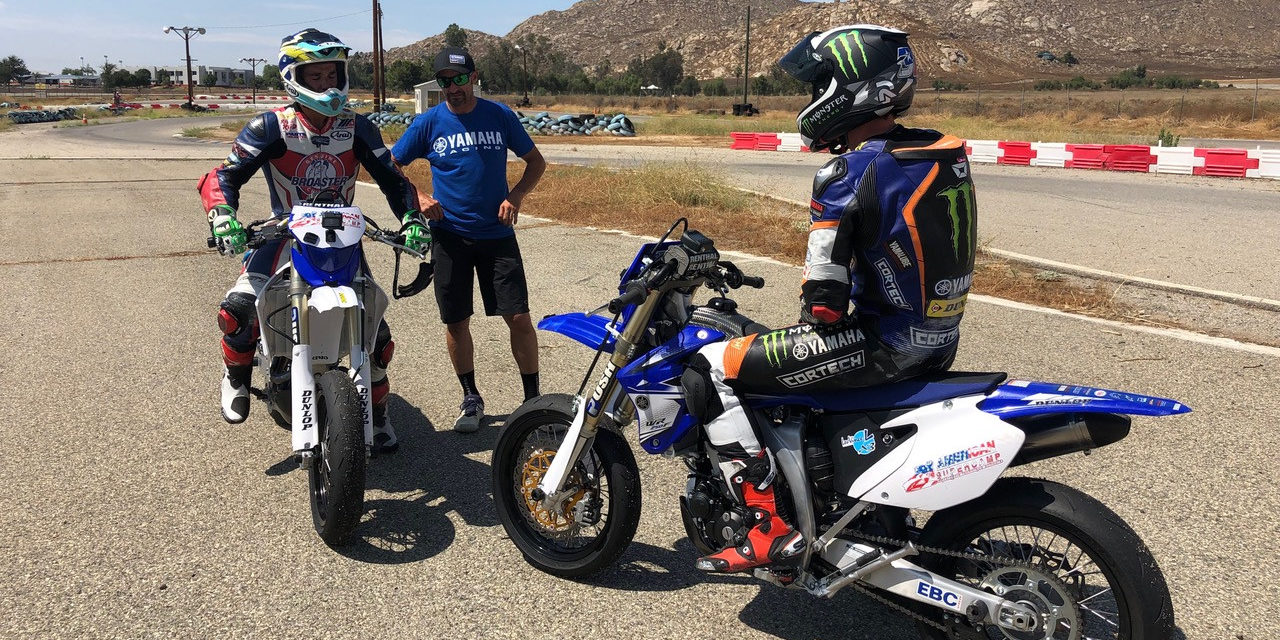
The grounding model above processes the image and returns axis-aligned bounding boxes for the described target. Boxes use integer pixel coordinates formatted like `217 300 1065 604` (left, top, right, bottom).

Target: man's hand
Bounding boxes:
415 192 444 221
208 204 247 256
401 210 432 255
499 193 522 227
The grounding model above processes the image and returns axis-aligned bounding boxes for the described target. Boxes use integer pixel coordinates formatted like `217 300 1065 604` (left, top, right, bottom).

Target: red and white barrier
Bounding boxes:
728 132 1279 180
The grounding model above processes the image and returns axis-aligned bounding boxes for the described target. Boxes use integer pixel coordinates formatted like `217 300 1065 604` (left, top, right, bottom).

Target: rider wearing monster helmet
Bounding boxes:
198 28 431 453
681 25 978 574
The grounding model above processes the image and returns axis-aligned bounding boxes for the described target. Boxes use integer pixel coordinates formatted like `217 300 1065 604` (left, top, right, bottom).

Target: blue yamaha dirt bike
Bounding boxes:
491 221 1185 639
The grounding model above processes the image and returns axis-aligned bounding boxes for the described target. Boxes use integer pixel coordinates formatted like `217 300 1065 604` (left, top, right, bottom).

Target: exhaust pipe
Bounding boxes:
1007 412 1131 467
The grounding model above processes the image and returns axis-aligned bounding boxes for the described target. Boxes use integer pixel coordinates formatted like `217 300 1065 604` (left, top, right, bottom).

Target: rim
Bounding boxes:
944 524 1122 640
310 397 330 525
509 422 610 554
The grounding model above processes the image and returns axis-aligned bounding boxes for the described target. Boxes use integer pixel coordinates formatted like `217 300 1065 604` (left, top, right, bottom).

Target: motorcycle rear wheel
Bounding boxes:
308 369 366 546
492 394 642 578
915 477 1174 640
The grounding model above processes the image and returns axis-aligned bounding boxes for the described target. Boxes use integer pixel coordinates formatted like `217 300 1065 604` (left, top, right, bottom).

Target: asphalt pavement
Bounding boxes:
0 121 1276 639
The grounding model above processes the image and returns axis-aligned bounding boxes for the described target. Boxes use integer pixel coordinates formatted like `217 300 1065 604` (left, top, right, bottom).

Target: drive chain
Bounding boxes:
844 531 1027 639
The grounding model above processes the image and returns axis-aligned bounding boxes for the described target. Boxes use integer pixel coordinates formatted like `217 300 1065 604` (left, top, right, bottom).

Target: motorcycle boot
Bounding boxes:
696 451 805 573
371 401 399 454
221 365 252 424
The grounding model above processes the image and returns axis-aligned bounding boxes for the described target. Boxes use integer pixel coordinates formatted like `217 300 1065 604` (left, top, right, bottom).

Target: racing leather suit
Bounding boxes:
198 105 419 408
691 125 978 490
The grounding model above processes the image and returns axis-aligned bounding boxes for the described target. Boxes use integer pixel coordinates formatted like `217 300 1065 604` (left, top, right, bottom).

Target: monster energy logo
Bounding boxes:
825 31 870 79
761 330 788 367
938 182 976 260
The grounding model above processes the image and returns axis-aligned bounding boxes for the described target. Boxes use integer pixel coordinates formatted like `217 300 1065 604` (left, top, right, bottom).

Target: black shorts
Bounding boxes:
431 227 530 324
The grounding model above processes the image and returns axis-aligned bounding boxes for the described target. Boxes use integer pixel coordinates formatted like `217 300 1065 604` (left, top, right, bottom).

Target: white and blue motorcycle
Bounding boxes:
492 221 1184 639
210 197 430 546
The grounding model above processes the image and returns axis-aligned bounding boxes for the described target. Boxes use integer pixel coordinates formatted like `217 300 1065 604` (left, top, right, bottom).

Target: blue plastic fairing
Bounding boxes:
746 372 1006 412
618 324 725 453
977 380 1191 418
538 313 617 353
292 243 362 287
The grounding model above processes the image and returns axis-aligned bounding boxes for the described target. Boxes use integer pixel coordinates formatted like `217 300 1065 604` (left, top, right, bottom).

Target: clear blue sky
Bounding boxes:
0 0 592 73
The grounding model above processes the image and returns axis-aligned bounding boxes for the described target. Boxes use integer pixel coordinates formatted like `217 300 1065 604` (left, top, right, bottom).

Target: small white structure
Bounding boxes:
413 79 483 113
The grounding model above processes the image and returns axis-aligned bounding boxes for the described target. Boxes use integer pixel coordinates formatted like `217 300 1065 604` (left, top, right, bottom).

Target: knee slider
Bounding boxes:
218 292 258 337
681 354 725 423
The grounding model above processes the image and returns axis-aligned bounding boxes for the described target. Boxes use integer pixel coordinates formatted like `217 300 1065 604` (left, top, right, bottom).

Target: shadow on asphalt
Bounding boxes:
336 394 505 565
578 537 752 592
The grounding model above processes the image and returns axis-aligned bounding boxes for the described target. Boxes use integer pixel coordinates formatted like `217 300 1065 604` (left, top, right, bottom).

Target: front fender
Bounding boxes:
538 312 616 353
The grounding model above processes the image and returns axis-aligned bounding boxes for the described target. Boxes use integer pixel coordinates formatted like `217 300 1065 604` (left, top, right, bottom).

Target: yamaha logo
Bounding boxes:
433 137 448 154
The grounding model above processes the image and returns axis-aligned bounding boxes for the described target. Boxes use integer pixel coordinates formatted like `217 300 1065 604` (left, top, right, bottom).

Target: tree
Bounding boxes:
132 68 152 87
202 72 217 87
258 65 283 90
676 75 700 96
386 59 427 94
444 23 468 48
702 78 729 96
0 55 30 84
347 54 372 90
1061 51 1079 66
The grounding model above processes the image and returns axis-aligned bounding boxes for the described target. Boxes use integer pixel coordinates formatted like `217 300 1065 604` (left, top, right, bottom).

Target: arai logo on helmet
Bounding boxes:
896 47 915 78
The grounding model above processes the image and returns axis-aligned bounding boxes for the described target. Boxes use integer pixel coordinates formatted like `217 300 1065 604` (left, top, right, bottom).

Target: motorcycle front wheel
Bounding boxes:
915 477 1174 640
308 369 366 546
492 394 642 578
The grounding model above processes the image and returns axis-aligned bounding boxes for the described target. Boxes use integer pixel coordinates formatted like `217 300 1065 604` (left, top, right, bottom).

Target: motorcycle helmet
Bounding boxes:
778 25 917 153
279 28 351 117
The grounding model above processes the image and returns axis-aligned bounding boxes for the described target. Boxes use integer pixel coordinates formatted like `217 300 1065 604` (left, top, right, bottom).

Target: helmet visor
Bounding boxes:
778 32 827 83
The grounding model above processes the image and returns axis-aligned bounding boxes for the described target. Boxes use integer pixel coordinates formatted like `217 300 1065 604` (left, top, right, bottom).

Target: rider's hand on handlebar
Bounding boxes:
401 210 432 255
208 205 248 256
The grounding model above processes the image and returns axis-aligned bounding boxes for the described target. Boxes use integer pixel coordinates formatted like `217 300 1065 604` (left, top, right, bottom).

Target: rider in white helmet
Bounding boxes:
199 29 431 453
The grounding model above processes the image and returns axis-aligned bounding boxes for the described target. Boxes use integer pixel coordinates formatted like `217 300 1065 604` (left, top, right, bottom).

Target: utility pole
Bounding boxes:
372 0 383 110
240 57 268 105
742 4 751 113
514 44 529 105
164 26 206 108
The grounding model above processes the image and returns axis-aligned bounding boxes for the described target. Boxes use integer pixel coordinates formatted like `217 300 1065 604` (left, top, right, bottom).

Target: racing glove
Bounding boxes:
208 204 247 256
401 210 431 255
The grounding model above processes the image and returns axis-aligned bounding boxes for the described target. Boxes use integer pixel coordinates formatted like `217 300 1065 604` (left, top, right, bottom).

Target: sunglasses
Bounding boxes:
436 73 471 88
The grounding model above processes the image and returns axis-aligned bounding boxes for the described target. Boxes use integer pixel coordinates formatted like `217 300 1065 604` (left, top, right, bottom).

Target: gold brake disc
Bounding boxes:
520 448 588 531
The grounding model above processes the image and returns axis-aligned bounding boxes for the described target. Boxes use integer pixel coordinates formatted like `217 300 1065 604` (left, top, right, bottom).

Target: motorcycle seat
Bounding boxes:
746 371 1008 412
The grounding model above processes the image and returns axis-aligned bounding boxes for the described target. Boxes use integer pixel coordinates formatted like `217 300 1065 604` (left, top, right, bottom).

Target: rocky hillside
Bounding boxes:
382 28 505 66
383 0 1280 81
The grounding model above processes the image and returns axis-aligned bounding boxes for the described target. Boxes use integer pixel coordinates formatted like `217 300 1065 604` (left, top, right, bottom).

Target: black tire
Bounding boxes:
491 394 642 578
308 370 366 547
914 477 1174 640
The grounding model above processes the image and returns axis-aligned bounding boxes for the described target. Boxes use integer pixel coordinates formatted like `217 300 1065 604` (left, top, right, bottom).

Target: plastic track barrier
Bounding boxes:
1251 149 1280 180
1103 145 1156 172
1065 144 1106 169
1194 148 1259 178
997 141 1035 165
730 132 757 150
754 133 780 151
1030 142 1070 168
966 140 1002 164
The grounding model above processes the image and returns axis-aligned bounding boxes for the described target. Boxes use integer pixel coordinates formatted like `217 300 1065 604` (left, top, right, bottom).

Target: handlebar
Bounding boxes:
605 258 765 314
206 217 427 261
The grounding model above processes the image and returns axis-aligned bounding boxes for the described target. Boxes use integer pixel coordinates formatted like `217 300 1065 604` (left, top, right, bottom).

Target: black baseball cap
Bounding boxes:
433 47 475 74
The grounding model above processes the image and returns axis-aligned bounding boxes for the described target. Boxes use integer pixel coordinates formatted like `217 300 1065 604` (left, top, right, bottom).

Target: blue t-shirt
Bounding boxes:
392 98 535 239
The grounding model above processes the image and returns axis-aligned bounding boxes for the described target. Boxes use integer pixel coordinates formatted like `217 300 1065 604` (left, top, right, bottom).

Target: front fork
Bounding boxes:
534 292 659 506
289 282 374 457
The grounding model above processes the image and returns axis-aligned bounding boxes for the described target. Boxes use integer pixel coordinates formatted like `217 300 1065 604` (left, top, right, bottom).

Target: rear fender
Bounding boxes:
978 379 1190 419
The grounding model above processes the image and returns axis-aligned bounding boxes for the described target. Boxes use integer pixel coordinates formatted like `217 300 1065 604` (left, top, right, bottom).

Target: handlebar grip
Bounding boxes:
607 281 648 314
741 275 765 289
207 237 217 249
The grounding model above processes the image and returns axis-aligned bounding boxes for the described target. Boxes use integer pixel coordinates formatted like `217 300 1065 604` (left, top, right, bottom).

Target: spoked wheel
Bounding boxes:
915 478 1174 640
308 369 366 547
492 394 642 578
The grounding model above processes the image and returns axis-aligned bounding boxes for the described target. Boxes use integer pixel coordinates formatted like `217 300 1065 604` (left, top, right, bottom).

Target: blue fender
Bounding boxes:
537 312 617 353
978 379 1190 419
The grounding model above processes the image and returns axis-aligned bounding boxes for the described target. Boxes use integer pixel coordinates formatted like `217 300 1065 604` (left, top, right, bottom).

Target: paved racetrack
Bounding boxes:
0 119 1275 639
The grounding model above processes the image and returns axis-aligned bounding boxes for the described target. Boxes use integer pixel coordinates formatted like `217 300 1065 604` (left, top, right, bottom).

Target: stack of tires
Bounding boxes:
518 111 635 137
366 111 417 129
7 108 81 124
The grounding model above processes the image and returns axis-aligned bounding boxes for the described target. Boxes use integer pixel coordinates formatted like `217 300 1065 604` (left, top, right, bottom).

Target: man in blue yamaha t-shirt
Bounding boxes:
392 46 547 433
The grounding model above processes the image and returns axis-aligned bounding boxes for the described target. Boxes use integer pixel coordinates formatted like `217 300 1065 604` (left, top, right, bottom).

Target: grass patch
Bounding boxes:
392 160 1141 325
0 119 13 133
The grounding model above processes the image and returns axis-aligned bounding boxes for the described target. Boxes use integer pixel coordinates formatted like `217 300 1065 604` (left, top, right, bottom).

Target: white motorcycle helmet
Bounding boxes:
279 28 351 117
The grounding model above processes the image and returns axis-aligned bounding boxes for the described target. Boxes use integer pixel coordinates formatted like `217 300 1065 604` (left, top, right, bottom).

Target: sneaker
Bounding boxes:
220 365 251 424
453 394 485 433
372 405 399 454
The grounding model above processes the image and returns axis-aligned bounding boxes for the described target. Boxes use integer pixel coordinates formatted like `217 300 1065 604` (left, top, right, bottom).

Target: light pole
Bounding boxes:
240 57 268 105
164 26 206 108
514 44 529 105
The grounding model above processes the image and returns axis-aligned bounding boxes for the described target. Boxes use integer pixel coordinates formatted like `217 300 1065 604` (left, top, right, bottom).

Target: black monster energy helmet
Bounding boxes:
779 25 917 153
